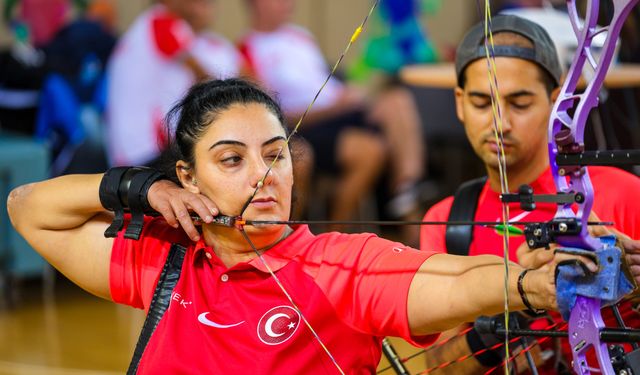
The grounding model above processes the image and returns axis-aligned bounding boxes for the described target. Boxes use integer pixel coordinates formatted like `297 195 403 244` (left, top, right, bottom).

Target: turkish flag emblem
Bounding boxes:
257 305 301 345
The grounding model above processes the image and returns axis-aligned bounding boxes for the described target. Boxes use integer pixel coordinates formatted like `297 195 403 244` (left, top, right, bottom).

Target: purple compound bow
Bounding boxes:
546 1 639 374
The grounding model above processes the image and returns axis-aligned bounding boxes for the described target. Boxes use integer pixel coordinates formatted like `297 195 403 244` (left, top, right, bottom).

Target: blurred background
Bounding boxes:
1 0 639 373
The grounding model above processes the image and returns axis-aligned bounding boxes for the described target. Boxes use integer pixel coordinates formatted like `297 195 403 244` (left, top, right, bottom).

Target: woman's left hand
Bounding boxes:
523 251 598 311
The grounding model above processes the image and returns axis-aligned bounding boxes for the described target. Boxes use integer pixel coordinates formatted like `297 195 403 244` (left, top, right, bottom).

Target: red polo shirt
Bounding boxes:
421 166 640 258
111 221 438 374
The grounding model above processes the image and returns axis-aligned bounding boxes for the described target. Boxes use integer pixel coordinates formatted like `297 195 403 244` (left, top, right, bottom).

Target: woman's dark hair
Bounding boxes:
161 78 290 180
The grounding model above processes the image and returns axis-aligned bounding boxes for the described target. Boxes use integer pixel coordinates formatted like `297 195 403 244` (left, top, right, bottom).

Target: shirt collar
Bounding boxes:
192 225 312 273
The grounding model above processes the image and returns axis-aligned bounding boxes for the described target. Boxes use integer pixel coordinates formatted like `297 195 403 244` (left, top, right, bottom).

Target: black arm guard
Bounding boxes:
99 166 169 240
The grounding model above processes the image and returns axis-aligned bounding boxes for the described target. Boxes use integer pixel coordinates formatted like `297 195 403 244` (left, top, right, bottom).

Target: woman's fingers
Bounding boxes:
527 251 599 311
201 195 219 218
146 180 224 240
518 245 555 269
183 193 217 224
170 197 200 241
155 200 179 228
555 252 599 274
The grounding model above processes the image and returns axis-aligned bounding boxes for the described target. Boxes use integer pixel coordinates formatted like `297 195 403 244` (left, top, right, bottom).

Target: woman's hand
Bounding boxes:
147 180 219 241
517 241 555 269
522 251 598 311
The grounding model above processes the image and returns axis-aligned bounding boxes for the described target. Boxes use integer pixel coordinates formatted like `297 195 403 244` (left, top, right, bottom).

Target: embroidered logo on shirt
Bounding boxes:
198 312 245 329
257 305 300 345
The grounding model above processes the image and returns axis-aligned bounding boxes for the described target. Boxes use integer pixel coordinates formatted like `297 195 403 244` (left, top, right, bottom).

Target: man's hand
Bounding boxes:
585 212 640 288
147 179 219 241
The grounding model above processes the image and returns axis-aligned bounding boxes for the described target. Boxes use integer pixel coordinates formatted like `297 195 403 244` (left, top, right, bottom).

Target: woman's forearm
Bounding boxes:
408 254 544 335
453 258 526 321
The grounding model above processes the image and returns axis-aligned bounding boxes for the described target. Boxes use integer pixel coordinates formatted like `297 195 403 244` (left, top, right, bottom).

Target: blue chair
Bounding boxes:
0 132 49 306
35 54 109 176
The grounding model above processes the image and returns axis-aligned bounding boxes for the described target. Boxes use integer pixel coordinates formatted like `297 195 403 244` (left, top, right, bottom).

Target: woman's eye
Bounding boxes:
267 153 283 161
221 156 242 165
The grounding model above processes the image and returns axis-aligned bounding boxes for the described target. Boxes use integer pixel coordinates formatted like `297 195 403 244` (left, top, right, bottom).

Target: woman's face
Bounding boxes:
187 103 293 224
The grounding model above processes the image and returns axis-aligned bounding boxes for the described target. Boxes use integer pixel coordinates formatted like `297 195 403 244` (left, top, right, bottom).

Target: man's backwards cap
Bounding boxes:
455 14 562 87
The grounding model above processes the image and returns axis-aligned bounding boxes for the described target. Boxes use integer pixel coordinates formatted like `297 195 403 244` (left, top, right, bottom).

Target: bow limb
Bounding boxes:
548 1 639 374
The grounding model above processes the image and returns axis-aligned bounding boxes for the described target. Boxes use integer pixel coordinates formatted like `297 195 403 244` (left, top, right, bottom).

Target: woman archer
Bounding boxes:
7 78 605 374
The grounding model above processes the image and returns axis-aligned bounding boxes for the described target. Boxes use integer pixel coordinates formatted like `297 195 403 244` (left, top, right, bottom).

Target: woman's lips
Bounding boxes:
251 197 277 209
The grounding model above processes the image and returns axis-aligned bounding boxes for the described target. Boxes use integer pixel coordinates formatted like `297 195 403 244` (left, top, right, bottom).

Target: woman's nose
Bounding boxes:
251 164 274 189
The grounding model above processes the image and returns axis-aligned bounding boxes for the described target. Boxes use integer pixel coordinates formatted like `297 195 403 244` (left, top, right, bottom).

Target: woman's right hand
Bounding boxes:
147 179 219 241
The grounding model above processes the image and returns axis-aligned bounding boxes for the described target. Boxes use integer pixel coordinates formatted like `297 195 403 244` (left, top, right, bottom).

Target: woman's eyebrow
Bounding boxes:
209 140 246 151
208 136 286 151
262 136 286 147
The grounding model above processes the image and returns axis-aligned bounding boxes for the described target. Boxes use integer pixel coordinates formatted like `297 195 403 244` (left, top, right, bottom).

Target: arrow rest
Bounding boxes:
524 218 582 249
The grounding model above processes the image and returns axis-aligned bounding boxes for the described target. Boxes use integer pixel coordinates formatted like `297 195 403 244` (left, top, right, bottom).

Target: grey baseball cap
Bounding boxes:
455 14 562 87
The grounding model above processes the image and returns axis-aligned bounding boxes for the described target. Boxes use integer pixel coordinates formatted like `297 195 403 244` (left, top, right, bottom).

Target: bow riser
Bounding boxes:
549 0 639 251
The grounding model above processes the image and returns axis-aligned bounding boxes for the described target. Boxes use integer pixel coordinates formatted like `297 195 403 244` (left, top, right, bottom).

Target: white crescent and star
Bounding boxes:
257 305 300 345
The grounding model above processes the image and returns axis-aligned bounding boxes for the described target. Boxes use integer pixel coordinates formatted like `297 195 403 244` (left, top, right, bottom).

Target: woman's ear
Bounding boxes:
176 161 200 194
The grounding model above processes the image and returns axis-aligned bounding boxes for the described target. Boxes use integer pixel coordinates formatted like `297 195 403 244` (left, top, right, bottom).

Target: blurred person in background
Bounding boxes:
0 0 68 135
35 0 117 175
1 0 116 176
239 0 426 242
106 0 241 168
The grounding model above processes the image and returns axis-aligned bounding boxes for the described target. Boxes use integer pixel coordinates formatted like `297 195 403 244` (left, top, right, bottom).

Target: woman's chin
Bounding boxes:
241 212 286 231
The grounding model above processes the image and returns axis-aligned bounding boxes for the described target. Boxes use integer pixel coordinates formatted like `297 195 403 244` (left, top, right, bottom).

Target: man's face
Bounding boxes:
455 57 557 173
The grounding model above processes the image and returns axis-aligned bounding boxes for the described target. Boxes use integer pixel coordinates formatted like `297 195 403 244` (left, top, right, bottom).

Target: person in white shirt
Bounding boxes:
106 0 241 167
240 0 426 235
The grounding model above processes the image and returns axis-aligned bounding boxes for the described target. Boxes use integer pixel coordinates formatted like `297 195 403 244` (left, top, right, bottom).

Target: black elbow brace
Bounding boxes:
99 166 169 240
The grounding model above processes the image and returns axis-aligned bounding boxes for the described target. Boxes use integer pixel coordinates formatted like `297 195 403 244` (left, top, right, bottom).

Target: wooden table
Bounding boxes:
400 62 640 89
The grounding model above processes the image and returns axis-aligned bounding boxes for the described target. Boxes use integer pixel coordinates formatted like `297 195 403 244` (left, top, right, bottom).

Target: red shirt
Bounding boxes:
111 221 438 374
421 166 640 258
420 166 640 369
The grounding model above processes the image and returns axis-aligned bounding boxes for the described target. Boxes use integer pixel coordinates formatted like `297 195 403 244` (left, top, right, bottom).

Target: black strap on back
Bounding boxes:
127 243 187 375
445 177 487 256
